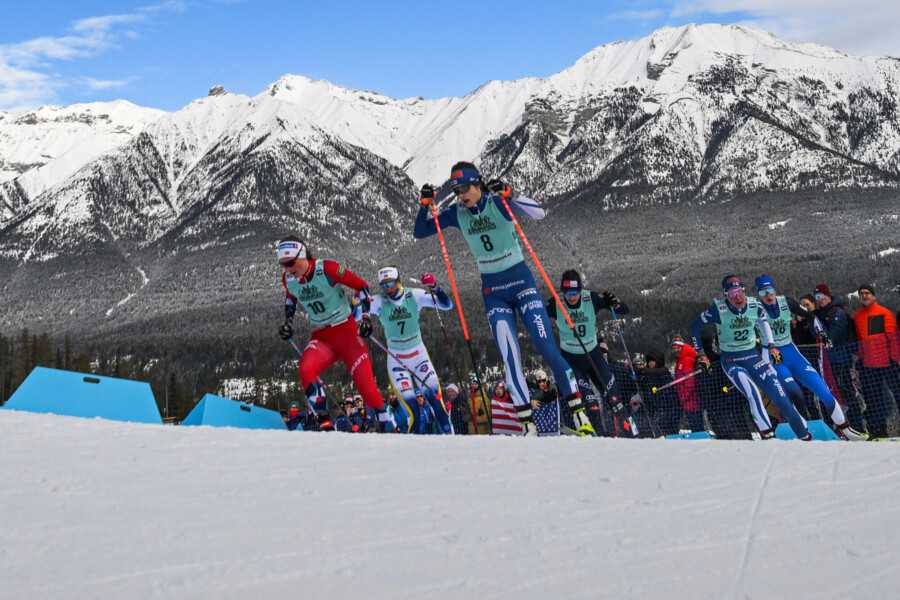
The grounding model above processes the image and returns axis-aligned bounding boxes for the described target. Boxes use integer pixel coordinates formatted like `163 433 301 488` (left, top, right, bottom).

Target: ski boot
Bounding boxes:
572 408 596 437
835 423 868 441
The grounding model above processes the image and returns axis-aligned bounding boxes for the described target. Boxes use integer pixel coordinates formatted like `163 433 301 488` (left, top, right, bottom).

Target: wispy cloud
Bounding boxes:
671 0 900 56
0 5 180 111
83 77 136 91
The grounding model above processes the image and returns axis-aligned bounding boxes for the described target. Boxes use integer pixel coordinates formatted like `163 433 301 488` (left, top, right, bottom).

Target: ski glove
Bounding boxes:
420 272 437 289
486 179 512 200
602 291 620 309
358 315 373 338
278 322 293 341
769 347 784 365
419 184 435 206
698 355 712 373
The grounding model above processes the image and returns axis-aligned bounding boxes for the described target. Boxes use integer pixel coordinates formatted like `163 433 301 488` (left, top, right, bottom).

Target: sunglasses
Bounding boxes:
757 287 776 297
536 379 549 384
379 279 399 289
814 292 825 300
453 183 472 195
280 259 297 269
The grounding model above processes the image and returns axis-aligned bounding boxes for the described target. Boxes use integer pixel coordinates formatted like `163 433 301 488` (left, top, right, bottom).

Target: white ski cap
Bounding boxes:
276 239 307 262
378 266 400 283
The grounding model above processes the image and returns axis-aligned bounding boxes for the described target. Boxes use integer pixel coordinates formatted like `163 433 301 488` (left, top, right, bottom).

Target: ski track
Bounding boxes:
2 410 900 600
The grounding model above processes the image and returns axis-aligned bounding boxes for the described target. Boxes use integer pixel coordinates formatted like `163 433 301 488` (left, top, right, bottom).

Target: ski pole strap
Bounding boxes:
650 367 708 393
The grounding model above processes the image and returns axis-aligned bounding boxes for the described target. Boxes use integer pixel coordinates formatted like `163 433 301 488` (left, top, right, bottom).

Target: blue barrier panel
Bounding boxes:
665 431 712 440
2 367 162 424
181 394 286 430
775 420 839 441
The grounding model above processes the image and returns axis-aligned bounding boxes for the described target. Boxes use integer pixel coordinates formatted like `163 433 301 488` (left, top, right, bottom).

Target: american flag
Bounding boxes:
533 400 560 436
491 395 523 435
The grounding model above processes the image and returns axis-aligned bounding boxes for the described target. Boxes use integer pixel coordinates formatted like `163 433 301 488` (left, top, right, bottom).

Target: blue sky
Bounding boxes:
1 0 896 111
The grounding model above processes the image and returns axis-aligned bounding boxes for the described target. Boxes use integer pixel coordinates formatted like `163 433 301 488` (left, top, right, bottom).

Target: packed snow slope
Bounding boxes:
2 411 899 600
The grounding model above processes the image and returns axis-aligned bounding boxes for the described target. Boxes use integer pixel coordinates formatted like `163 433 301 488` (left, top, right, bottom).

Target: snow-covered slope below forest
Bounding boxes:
3 410 899 600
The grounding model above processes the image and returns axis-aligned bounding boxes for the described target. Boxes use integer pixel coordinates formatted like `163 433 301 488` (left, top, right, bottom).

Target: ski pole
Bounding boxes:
366 334 432 390
427 198 492 431
650 367 708 393
495 193 622 437
609 307 646 436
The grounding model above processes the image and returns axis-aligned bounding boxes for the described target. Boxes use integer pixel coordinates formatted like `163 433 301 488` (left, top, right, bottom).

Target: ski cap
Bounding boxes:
449 164 481 189
755 274 776 291
276 238 307 263
560 269 583 292
671 334 686 348
377 266 400 284
534 369 549 382
721 274 744 292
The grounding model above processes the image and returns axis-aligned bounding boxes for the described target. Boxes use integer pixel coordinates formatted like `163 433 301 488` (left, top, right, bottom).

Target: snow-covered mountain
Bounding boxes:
1 24 899 334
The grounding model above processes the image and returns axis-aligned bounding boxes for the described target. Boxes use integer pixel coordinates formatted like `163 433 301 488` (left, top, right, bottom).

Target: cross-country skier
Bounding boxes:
275 236 394 432
754 274 866 440
691 274 811 440
367 266 455 433
546 269 631 428
413 161 594 436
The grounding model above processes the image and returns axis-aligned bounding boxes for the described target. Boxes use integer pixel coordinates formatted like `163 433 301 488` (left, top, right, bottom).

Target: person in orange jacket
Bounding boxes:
852 284 900 437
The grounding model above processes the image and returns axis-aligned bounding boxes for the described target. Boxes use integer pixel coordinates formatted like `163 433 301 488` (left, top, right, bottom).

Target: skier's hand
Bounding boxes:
278 322 293 341
598 341 609 354
358 315 373 338
486 178 512 200
602 290 620 309
419 184 435 206
698 355 712 372
420 272 437 289
769 347 783 365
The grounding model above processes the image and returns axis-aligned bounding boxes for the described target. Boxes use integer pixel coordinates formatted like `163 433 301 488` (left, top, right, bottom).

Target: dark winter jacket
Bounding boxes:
815 298 853 365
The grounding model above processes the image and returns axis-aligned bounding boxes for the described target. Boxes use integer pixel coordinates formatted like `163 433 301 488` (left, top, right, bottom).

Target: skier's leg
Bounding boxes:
412 352 452 434
751 355 809 438
722 357 774 436
299 337 339 399
516 284 578 400
328 320 389 427
784 344 847 425
386 355 414 433
773 360 808 417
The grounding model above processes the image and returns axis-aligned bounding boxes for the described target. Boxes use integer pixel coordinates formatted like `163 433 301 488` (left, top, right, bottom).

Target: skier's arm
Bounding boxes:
755 306 776 347
691 304 719 354
414 204 459 239
322 260 370 292
493 194 546 221
412 288 452 311
590 291 629 316
281 273 298 322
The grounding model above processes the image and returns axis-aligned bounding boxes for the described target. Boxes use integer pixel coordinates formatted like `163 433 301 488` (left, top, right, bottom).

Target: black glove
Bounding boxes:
278 322 293 341
419 184 435 206
818 331 833 349
602 291 620 309
358 315 373 338
486 179 512 199
698 356 712 373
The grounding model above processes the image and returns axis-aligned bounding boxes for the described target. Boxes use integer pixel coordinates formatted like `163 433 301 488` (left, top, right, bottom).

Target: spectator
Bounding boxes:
853 284 900 437
286 401 304 431
491 381 523 435
386 392 409 433
410 391 437 434
334 398 354 432
791 294 819 346
672 335 704 432
467 379 491 434
350 395 377 433
815 283 865 430
445 384 470 434
638 350 677 436
531 370 561 435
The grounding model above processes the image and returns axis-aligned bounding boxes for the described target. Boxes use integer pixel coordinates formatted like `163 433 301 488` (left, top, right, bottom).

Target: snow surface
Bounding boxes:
3 410 900 599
